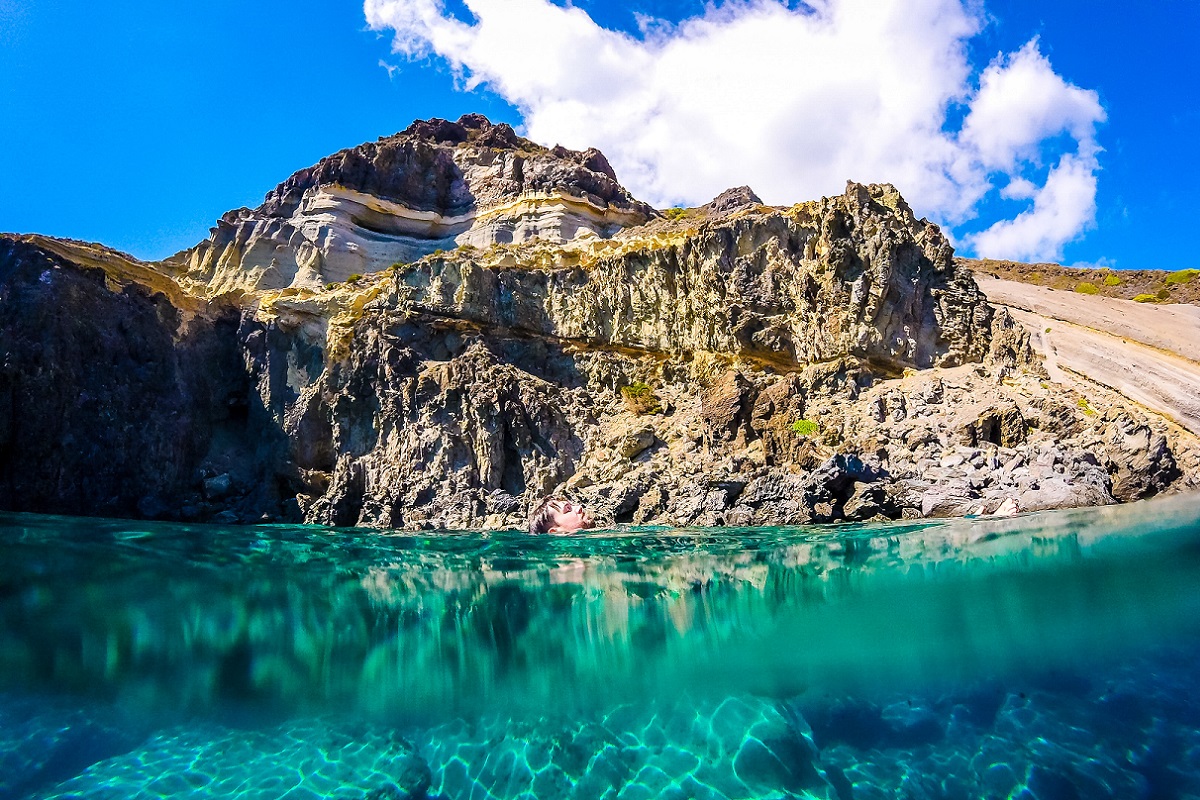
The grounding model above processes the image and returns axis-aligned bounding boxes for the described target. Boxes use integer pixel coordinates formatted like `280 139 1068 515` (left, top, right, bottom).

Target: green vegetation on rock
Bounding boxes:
1102 274 1121 286
790 419 820 437
346 274 363 284
1074 282 1099 295
620 382 663 415
663 207 688 222
1134 293 1159 303
1165 268 1199 285
1077 396 1097 416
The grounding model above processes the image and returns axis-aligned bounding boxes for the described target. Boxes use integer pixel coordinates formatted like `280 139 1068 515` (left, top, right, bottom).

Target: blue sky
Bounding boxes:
1 0 1196 271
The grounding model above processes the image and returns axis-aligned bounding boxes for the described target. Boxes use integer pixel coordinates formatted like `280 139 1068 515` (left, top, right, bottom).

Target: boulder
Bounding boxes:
702 370 756 446
202 473 232 500
616 426 656 460
1017 476 1116 513
921 481 979 518
955 402 1027 448
1100 412 1179 500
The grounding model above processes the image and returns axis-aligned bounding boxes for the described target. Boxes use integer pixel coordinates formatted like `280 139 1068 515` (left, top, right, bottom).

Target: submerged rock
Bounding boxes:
40 719 429 800
419 696 833 800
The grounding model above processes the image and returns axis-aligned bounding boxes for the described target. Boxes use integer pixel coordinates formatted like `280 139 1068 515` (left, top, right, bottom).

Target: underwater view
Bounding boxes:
3 495 1200 800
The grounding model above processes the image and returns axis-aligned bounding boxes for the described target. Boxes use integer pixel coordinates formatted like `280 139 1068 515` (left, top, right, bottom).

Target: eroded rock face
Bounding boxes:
0 238 295 520
377 182 996 370
2 116 1197 528
170 114 655 294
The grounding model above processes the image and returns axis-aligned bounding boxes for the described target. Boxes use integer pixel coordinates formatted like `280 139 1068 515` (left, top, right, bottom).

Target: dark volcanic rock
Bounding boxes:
298 333 585 529
0 238 295 522
705 185 764 215
260 114 650 221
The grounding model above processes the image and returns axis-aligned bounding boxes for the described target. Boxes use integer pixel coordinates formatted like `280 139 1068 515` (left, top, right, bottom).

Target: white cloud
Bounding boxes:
379 59 401 80
1070 257 1117 270
960 40 1105 171
1000 177 1039 201
968 152 1099 261
957 40 1105 261
364 0 1107 262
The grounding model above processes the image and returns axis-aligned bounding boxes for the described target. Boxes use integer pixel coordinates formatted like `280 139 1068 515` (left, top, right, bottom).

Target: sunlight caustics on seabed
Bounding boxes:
3 495 1200 799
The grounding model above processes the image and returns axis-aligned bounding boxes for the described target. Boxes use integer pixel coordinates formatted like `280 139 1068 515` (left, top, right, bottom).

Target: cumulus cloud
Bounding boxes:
969 152 1100 262
364 0 1106 262
960 40 1104 171
959 41 1105 260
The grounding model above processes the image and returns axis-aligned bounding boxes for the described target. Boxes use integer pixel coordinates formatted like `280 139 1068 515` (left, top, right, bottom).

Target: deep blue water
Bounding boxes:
2 495 1200 799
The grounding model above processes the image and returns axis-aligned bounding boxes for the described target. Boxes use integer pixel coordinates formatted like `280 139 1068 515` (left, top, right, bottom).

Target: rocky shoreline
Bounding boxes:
1 115 1196 528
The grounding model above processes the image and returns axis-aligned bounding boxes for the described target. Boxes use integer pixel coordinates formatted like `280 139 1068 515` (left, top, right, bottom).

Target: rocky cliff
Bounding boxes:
2 115 1196 528
167 115 653 295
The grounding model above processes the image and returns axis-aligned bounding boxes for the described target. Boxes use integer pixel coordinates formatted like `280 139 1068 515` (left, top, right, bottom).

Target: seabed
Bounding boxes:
2 494 1200 799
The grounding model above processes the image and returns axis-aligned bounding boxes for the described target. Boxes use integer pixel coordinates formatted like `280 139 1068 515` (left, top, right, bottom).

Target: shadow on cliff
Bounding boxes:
289 316 589 528
0 238 298 523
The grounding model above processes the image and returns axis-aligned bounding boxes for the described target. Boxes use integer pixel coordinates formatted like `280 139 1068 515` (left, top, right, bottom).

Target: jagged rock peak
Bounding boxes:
396 114 619 180
400 113 521 147
258 113 644 220
176 114 656 295
704 186 763 215
843 181 913 218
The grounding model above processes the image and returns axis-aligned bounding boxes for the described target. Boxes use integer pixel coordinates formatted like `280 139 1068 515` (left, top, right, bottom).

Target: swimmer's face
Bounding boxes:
547 500 595 533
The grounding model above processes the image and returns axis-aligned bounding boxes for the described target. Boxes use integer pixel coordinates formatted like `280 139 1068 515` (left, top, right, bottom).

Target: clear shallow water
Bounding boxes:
2 495 1200 799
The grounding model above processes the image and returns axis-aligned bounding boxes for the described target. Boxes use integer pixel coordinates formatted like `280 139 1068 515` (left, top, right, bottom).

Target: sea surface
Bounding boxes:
2 495 1200 799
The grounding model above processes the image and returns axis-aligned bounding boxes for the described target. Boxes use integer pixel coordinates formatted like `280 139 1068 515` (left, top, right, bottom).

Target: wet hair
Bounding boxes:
528 496 565 535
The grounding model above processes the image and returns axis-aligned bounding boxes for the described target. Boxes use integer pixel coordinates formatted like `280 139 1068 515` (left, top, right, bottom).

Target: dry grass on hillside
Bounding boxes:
959 257 1200 306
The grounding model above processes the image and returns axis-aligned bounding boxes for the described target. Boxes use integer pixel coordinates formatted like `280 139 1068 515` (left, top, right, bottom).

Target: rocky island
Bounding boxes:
2 114 1196 528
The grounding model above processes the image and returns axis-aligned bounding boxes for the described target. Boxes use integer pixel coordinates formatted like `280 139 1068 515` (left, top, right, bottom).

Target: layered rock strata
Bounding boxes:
2 117 1196 528
168 114 654 295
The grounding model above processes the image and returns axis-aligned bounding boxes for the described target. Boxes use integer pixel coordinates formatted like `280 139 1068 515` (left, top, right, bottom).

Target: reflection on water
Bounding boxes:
1 495 1200 799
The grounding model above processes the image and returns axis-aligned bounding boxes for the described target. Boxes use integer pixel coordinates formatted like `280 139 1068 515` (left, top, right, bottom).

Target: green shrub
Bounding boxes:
1074 282 1099 295
324 282 338 290
790 419 820 436
1077 397 1097 416
663 207 688 221
1165 268 1199 285
620 382 663 415
1157 287 1172 300
1133 293 1159 303
1102 274 1121 286
346 273 363 283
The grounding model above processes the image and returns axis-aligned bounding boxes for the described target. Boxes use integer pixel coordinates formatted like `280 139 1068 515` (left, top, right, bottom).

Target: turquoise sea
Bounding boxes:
2 495 1200 800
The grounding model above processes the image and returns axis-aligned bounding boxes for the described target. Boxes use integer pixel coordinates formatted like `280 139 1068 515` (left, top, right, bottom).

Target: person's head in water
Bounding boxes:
528 497 596 534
